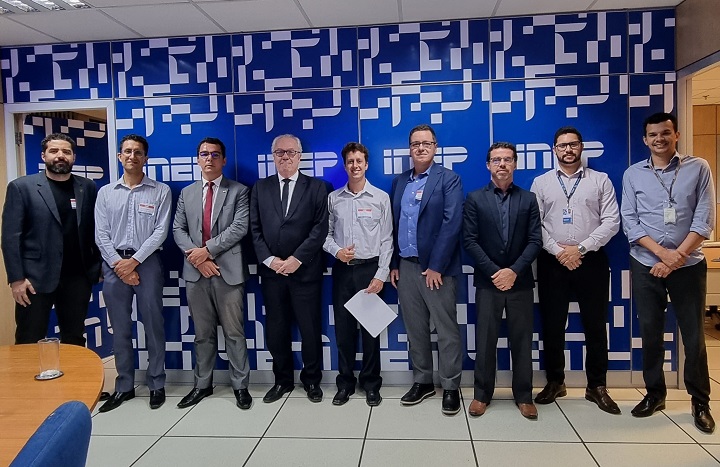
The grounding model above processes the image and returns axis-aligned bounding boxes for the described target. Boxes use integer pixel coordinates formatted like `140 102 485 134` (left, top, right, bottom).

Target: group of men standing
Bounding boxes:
2 112 716 433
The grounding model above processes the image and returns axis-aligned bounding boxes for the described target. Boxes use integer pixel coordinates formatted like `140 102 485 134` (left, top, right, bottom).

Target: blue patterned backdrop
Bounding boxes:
1 8 677 377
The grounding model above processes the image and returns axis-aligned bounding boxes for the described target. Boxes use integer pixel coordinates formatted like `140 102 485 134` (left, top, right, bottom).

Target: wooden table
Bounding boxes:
0 344 104 466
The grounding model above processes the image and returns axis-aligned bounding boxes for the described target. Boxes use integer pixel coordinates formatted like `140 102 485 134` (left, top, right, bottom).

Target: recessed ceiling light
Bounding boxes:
30 0 64 10
62 0 89 8
1 0 38 12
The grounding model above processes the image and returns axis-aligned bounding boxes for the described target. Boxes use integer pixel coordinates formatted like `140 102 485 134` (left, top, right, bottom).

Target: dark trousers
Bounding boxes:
332 261 382 392
537 249 610 388
15 273 92 346
474 287 534 404
630 257 710 404
262 276 323 387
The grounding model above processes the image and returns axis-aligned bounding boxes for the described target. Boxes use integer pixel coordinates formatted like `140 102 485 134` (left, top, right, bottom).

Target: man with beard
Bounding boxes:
2 133 101 345
531 127 621 414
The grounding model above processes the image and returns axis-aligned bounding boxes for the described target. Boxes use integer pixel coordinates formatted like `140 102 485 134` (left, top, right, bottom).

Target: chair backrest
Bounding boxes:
10 400 92 467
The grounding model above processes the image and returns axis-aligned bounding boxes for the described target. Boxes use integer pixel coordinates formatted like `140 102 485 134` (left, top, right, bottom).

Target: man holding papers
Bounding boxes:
323 142 393 407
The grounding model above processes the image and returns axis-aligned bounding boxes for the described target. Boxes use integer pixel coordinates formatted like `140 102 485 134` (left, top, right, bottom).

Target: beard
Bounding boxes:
558 154 580 166
45 160 73 174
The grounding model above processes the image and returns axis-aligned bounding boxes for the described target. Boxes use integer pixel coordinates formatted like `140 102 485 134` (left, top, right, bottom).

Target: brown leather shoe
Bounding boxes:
468 399 488 417
518 402 538 420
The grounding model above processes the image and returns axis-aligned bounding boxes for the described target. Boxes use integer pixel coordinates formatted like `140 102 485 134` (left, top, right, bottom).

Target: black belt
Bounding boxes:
116 249 137 259
402 256 420 264
347 256 379 266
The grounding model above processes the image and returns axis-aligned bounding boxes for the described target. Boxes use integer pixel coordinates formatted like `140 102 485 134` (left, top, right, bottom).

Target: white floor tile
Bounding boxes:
468 399 580 442
134 384 193 398
212 384 275 399
246 438 362 467
362 440 476 466
562 387 643 401
168 397 281 437
473 441 596 467
708 347 720 370
265 396 370 438
461 386 515 401
700 444 720 463
587 442 719 467
91 397 190 436
86 435 158 467
132 437 258 467
366 397 470 440
661 400 720 444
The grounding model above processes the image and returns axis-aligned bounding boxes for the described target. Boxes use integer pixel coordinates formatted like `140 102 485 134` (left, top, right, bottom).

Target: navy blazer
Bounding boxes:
1 172 101 293
463 182 542 290
390 163 464 277
249 173 329 282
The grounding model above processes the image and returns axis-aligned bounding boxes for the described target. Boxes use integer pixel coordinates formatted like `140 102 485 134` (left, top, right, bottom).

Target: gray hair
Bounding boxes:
271 134 303 153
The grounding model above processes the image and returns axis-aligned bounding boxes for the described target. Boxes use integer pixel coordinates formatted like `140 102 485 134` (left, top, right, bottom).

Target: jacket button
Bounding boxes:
500 250 505 254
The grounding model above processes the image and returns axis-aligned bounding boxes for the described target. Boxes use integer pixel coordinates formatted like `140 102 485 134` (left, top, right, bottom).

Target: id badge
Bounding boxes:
357 208 372 219
70 198 77 210
414 190 423 201
138 203 156 215
562 208 573 225
664 207 677 225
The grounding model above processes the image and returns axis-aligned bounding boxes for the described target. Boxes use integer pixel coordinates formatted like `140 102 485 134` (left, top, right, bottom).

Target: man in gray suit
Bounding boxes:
173 137 253 410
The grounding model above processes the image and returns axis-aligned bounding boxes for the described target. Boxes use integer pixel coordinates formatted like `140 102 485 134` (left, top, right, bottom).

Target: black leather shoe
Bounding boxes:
535 381 567 404
149 388 166 409
631 395 665 417
585 386 620 415
305 384 323 403
400 383 436 405
177 387 213 409
263 384 294 403
366 390 382 407
98 390 135 413
235 388 253 410
332 387 354 406
99 391 111 401
441 389 461 415
692 402 716 433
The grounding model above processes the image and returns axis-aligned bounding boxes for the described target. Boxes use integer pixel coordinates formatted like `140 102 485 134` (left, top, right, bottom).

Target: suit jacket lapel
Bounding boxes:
392 171 411 226
72 176 84 226
271 175 283 219
285 173 307 221
508 187 521 244
419 164 440 216
37 175 61 225
483 185 504 241
212 178 229 228
190 180 203 234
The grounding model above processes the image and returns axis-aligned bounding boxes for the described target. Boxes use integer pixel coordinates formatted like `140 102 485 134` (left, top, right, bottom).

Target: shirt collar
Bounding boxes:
555 166 584 178
202 175 223 187
645 152 683 170
342 179 375 197
279 171 300 183
409 163 432 182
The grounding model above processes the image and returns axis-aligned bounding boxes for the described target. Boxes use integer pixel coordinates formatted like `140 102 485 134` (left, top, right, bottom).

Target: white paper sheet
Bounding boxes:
344 290 397 338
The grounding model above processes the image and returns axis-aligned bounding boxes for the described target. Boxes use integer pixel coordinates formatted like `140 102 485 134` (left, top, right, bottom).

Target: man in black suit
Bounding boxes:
463 142 542 420
250 134 329 404
1 133 101 345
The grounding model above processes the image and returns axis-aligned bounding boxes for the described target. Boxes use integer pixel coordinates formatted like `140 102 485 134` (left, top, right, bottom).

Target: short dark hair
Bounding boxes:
408 124 437 144
119 134 149 154
486 142 518 162
197 137 226 158
41 133 76 152
341 142 369 163
553 126 583 146
643 112 678 134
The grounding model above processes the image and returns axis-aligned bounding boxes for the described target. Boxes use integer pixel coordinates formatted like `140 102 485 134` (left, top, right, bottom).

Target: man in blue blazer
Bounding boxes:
463 142 542 420
389 124 464 415
1 133 101 345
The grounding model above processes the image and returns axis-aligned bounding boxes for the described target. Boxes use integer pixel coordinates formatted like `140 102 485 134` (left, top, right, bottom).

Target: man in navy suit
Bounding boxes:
250 134 329 404
1 133 101 346
463 142 542 420
389 124 464 415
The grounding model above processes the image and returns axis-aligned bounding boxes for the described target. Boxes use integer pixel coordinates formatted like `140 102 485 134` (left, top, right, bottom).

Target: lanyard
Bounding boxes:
556 171 582 207
649 157 681 205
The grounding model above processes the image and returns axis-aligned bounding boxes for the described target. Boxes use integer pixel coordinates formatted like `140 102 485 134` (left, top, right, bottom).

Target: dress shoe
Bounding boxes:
400 383 436 405
177 387 213 409
534 381 567 404
304 384 323 403
149 388 166 409
366 390 382 407
468 399 489 417
235 388 253 410
631 395 665 417
98 390 135 413
692 402 716 433
332 387 354 406
518 402 538 420
263 384 294 403
441 389 461 415
585 386 620 415
99 391 111 402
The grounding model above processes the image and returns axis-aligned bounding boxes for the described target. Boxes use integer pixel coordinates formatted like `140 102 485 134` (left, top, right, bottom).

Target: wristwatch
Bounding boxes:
577 244 587 256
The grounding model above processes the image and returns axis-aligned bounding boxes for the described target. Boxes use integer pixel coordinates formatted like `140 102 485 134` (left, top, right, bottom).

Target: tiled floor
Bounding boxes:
88 328 720 467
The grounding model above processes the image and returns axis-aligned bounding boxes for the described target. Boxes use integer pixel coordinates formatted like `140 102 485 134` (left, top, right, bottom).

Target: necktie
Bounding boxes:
202 181 214 245
281 178 290 218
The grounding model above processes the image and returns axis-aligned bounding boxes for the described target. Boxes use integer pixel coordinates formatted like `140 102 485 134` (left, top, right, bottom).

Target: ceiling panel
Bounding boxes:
590 0 680 10
7 9 139 43
196 0 309 33
101 3 224 37
86 0 189 6
401 0 495 22
495 0 594 17
298 0 400 27
0 17 58 45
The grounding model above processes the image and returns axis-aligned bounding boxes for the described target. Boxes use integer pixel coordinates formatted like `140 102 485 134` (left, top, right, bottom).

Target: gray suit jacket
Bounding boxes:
173 177 250 285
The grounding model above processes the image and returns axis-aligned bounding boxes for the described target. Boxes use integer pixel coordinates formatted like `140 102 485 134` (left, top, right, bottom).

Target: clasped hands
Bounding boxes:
556 243 582 270
270 256 301 276
186 247 220 278
112 258 140 286
650 248 687 278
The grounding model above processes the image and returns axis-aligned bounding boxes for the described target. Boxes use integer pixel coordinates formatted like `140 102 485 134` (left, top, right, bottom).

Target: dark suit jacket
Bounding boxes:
1 172 101 293
173 177 250 285
390 163 464 276
249 173 329 282
463 182 542 290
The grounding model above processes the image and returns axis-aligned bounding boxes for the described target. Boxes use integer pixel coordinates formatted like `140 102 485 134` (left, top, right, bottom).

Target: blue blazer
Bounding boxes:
390 163 464 277
462 182 542 290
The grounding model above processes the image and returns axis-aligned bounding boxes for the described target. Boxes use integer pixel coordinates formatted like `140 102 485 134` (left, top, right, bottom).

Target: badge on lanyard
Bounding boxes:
562 208 573 225
415 190 423 201
664 207 677 225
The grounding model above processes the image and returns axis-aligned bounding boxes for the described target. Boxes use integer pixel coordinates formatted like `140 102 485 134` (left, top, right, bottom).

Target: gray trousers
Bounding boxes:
186 277 250 390
397 258 462 390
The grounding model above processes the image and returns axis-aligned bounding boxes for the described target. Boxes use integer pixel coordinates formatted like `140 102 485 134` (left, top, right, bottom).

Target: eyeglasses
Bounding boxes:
554 141 582 151
410 141 437 150
199 151 223 160
489 157 515 166
273 149 301 157
121 149 145 157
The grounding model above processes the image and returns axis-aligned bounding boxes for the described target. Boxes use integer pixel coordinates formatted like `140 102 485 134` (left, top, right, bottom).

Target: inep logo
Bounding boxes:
37 163 105 181
516 141 604 170
257 152 338 178
144 157 202 183
382 146 468 175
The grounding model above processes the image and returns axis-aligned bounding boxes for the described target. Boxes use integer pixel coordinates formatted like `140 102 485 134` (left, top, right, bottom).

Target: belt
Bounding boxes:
347 256 379 266
116 249 137 258
402 256 420 264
